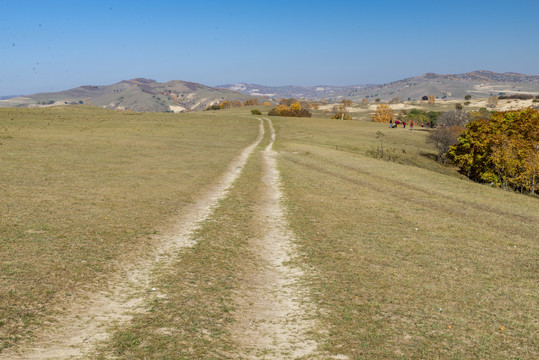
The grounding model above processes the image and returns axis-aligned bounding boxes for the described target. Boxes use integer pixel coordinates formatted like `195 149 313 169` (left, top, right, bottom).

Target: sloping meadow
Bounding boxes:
272 116 538 359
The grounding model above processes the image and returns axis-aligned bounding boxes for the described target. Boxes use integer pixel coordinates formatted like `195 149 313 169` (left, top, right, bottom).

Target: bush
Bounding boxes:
464 101 471 105
250 109 262 115
268 104 311 118
465 95 472 100
498 94 535 100
332 112 352 120
206 104 221 111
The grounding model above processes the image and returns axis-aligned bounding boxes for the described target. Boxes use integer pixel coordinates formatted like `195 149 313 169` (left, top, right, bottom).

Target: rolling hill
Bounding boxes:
218 70 539 101
0 78 255 112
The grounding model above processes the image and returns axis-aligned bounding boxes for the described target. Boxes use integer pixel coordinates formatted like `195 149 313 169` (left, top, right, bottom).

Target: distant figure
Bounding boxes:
403 121 406 128
410 121 414 130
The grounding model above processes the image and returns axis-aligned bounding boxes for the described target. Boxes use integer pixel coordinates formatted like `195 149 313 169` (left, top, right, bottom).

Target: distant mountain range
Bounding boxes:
0 78 253 112
218 70 539 101
2 71 538 111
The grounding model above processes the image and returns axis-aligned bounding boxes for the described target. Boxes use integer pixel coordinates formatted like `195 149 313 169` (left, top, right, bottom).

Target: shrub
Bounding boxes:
206 104 221 110
250 109 262 115
498 94 535 100
268 103 311 117
332 112 352 120
465 95 472 100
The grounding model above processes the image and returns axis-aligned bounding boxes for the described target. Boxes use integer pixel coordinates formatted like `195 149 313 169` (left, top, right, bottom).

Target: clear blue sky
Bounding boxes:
1 0 538 95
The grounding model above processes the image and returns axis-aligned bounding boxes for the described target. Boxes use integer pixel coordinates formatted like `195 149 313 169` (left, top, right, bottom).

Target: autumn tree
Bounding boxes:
220 101 231 109
448 108 539 193
371 104 394 123
428 95 436 105
263 101 272 106
341 99 353 107
311 102 319 110
243 98 260 106
268 102 311 117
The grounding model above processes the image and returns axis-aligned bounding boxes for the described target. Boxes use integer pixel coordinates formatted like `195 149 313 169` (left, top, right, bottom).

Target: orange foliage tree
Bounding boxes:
371 104 394 123
428 95 436 105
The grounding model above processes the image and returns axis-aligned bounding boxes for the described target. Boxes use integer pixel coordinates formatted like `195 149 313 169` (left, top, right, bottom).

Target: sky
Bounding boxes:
1 0 539 95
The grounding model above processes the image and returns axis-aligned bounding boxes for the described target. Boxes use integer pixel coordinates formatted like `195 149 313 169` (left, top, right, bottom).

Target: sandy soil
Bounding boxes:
0 120 264 360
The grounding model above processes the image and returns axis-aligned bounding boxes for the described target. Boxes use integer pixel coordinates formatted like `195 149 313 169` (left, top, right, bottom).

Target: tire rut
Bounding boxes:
231 118 319 359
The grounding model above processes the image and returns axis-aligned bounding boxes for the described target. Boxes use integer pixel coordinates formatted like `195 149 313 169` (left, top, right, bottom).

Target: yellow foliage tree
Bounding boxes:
263 101 272 106
428 95 436 105
275 104 290 113
220 101 231 109
290 101 302 111
371 104 394 123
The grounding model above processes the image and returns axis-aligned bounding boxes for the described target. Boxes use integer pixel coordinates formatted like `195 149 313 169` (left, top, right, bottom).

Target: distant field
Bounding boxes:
1 106 537 359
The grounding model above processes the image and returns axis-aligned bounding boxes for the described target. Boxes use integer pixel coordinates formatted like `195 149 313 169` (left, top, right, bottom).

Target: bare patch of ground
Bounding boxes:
231 118 322 359
0 120 264 360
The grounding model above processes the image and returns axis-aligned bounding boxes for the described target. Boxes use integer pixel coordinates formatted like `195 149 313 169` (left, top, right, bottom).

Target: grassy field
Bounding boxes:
1 105 537 359
0 106 260 350
272 116 538 359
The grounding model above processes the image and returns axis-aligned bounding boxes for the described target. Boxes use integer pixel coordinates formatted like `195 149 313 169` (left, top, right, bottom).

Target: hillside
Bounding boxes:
219 71 539 101
216 83 370 100
0 78 255 112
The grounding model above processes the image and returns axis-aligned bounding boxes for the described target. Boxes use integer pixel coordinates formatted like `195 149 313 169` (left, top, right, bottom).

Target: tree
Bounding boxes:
448 108 539 193
428 95 436 105
465 95 472 100
243 98 259 106
220 101 231 109
263 101 272 106
455 103 463 110
371 104 394 123
341 99 353 107
290 101 302 111
428 110 470 163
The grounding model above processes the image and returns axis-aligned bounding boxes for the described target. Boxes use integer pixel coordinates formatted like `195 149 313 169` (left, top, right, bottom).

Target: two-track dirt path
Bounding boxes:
231 118 318 359
1 120 265 360
2 117 328 360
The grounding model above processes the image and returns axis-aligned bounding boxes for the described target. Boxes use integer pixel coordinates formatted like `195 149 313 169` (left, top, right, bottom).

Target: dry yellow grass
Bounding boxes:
2 106 537 359
0 106 259 350
273 116 538 359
